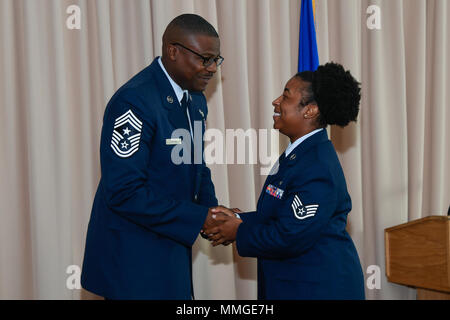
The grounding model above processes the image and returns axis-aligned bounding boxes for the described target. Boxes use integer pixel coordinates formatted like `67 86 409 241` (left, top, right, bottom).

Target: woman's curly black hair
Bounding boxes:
295 62 361 127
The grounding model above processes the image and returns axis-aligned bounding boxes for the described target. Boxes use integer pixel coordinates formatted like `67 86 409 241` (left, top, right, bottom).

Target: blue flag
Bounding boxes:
298 0 319 72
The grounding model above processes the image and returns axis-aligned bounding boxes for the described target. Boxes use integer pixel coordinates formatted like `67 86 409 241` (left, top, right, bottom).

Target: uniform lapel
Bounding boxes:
257 153 286 210
190 102 204 139
285 129 329 169
190 95 206 202
256 129 329 210
149 58 190 132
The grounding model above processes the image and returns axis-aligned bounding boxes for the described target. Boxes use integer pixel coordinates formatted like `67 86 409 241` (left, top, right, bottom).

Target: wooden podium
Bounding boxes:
385 215 450 300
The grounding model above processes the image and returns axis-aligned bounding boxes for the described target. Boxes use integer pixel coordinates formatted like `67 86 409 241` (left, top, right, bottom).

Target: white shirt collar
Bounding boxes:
158 57 188 104
285 128 324 157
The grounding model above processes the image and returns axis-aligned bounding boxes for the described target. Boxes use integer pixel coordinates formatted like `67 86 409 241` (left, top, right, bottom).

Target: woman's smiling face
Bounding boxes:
272 77 308 141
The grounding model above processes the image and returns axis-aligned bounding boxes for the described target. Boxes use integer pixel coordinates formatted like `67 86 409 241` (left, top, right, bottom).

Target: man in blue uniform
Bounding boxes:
205 63 365 299
81 14 226 299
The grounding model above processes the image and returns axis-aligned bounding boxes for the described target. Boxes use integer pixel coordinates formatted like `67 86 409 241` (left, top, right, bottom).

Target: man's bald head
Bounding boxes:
162 14 219 47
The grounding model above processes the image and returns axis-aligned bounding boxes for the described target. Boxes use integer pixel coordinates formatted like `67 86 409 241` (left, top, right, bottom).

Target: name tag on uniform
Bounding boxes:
266 184 284 199
166 138 182 145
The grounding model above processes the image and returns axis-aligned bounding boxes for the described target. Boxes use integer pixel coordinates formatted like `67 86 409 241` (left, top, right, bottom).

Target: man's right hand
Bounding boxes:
200 206 235 238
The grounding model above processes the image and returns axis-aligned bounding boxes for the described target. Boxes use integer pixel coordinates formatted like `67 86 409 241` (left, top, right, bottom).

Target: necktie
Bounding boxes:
181 92 189 118
181 92 194 140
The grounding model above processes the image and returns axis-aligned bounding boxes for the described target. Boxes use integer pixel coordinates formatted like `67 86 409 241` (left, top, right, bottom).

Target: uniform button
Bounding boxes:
194 194 198 201
279 181 283 185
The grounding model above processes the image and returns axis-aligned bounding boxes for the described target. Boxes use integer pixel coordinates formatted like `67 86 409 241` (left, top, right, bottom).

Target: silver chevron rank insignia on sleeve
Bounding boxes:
110 109 142 158
291 194 319 220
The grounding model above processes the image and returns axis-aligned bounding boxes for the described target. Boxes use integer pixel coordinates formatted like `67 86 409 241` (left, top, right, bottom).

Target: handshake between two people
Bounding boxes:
201 206 243 246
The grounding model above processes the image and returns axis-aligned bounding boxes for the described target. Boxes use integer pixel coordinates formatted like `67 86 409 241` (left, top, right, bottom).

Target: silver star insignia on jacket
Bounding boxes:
110 109 142 158
291 194 319 220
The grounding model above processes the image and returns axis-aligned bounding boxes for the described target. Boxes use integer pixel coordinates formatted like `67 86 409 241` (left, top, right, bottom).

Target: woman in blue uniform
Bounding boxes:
206 62 365 299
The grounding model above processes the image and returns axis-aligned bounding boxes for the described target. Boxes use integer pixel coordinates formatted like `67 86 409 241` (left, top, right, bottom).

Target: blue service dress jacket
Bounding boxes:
81 57 218 299
236 129 365 300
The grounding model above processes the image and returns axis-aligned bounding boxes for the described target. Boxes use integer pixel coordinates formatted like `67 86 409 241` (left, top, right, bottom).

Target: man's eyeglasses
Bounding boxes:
171 42 224 67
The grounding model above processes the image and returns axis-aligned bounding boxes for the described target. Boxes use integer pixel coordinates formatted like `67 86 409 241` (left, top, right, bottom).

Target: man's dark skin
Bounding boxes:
162 24 220 92
160 24 235 232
